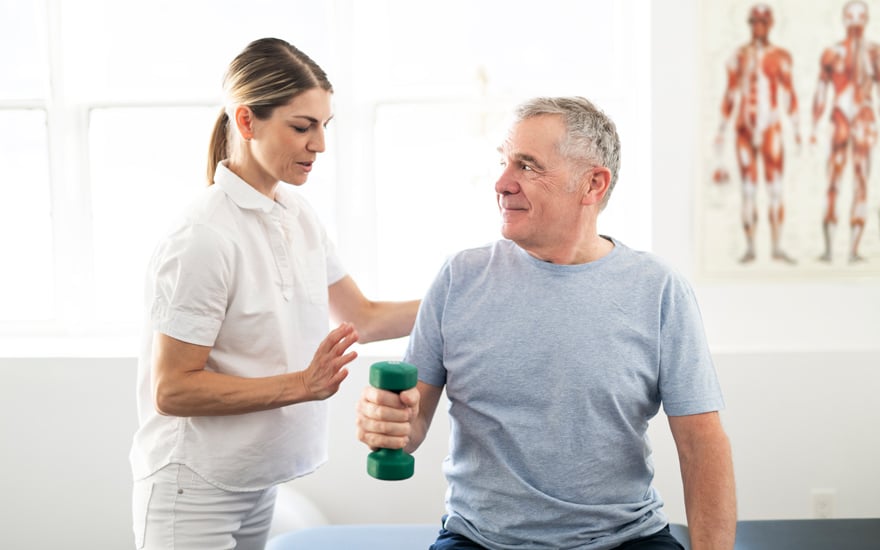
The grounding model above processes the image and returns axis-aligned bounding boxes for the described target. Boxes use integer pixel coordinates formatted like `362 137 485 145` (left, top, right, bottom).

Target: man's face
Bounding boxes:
494 115 585 256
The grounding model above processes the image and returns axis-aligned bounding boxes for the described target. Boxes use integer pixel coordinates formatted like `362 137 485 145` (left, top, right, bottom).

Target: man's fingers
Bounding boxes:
361 387 412 411
357 430 409 451
398 387 421 408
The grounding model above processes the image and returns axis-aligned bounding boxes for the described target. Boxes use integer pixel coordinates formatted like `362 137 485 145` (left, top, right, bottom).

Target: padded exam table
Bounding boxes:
267 518 880 549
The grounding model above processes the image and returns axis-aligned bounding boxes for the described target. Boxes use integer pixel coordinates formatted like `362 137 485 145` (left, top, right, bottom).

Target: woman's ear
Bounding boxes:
234 105 255 141
581 167 611 206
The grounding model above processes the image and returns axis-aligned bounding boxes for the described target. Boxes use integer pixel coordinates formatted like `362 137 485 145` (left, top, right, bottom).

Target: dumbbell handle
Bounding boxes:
367 361 418 480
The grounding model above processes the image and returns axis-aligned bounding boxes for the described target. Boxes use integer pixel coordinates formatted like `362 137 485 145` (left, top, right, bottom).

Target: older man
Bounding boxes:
357 97 736 550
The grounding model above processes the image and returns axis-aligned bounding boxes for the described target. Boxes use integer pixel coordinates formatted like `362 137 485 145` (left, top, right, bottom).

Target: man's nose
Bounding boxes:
494 165 520 195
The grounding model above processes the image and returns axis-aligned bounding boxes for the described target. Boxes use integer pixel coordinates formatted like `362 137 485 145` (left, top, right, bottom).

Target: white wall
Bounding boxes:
0 358 137 548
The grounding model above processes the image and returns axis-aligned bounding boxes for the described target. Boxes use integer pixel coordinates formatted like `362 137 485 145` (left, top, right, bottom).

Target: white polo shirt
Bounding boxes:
130 162 346 491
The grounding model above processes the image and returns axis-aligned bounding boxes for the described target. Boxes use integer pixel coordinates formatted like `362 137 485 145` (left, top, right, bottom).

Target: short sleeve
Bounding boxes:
658 274 725 416
404 259 451 387
149 224 233 347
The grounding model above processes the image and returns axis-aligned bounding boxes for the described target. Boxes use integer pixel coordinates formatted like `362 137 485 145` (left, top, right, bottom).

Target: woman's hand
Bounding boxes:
300 322 360 401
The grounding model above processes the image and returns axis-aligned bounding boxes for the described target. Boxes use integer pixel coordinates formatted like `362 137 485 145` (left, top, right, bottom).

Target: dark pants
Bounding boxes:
429 523 685 550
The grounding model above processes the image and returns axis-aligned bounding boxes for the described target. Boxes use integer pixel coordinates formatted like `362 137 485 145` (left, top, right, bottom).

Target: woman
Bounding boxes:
130 38 419 549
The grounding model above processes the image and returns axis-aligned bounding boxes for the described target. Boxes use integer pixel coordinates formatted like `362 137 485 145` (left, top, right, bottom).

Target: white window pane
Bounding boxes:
60 0 333 102
0 0 49 99
89 106 218 324
0 110 54 320
373 102 512 299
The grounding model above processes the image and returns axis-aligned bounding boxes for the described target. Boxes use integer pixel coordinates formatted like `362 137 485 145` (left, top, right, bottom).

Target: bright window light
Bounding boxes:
0 0 652 356
0 109 54 321
88 106 219 325
373 101 514 299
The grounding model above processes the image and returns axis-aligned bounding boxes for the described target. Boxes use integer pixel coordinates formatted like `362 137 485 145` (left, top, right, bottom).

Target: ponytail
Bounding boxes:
207 108 230 185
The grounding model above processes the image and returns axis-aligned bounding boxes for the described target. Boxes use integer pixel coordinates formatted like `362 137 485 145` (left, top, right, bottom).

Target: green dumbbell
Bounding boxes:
367 361 418 480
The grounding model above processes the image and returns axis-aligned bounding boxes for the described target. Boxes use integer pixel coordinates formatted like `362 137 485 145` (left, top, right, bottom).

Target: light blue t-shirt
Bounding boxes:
405 237 724 550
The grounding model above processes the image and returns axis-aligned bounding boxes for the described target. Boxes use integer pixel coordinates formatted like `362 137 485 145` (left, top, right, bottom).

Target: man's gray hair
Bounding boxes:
514 97 621 209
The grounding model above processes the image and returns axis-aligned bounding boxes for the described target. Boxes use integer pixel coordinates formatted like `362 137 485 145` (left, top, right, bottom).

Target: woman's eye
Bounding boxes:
292 126 309 133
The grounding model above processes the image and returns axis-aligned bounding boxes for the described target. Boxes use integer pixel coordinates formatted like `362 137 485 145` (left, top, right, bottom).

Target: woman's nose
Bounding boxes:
308 128 326 153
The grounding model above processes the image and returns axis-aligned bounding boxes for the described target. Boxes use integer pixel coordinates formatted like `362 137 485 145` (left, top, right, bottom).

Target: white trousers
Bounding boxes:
133 464 278 550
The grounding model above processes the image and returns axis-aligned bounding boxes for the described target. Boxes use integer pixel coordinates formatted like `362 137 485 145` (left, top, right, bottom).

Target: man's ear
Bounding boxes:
581 167 611 206
234 105 255 141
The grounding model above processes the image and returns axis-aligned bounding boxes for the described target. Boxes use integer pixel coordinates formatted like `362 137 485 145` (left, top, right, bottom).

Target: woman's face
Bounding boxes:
248 87 333 188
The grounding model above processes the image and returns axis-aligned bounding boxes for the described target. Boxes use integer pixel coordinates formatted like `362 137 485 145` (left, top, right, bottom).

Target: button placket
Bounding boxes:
264 208 294 301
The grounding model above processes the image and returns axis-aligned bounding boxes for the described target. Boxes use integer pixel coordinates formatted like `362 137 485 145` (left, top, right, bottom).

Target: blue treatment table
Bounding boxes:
267 518 880 549
266 523 438 549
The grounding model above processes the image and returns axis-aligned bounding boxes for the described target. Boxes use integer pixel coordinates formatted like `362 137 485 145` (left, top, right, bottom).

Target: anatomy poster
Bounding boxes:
699 0 880 279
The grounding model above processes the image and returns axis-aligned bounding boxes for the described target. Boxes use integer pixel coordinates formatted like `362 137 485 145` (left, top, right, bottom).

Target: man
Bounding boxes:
714 3 801 264
811 0 880 263
357 97 736 550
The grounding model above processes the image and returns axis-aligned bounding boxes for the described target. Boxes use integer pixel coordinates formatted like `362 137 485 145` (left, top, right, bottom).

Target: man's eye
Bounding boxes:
520 163 533 171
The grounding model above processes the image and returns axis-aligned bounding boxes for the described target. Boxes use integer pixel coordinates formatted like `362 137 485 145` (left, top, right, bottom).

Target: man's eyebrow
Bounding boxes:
497 146 541 164
513 152 544 171
515 153 540 165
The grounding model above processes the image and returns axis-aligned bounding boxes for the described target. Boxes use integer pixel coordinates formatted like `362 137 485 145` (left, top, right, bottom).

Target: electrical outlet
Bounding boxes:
811 489 836 519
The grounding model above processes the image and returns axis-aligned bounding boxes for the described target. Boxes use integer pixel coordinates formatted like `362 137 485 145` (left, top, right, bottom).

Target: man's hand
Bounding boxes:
356 385 421 451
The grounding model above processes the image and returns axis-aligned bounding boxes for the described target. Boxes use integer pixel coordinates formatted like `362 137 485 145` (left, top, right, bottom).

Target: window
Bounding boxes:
0 109 53 322
0 0 651 355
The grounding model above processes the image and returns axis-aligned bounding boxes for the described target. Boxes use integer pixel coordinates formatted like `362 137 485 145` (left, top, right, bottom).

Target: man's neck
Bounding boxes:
522 234 615 265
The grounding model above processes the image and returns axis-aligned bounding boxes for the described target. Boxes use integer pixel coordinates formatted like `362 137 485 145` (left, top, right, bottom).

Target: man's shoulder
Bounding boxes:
440 241 519 282
448 240 511 262
607 240 683 281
